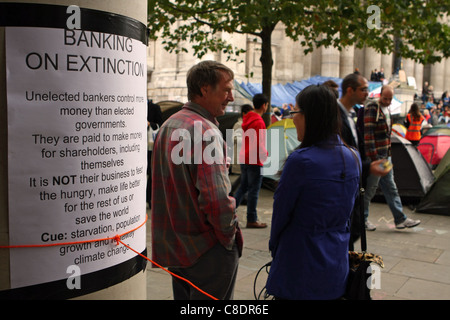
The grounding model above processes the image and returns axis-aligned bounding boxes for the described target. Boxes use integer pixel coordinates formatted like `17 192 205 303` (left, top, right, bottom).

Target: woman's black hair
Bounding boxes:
296 84 342 149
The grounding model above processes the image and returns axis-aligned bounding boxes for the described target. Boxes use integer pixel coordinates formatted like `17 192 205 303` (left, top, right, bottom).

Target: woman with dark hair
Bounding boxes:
265 85 361 300
404 103 425 146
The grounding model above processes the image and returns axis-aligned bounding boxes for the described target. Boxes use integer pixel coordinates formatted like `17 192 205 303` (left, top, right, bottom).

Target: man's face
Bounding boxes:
200 71 234 118
379 88 393 107
351 78 369 105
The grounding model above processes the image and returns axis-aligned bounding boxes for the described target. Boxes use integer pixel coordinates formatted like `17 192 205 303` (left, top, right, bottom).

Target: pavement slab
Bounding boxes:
146 177 450 301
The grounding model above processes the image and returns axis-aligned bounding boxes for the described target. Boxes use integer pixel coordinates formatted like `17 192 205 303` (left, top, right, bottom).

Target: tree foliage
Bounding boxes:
148 0 450 120
148 0 449 62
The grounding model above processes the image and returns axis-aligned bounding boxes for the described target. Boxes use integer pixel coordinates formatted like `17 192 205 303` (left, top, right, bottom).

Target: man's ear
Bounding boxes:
200 85 209 97
346 87 354 96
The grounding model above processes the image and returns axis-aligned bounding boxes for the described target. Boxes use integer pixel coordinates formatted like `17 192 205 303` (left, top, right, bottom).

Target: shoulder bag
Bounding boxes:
346 147 384 300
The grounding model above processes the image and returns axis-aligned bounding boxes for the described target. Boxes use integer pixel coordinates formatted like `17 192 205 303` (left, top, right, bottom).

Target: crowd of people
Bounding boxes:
414 82 450 126
400 82 450 149
147 61 423 301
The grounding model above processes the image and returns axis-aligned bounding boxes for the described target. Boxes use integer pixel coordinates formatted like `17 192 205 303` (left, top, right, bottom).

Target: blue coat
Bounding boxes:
266 137 360 300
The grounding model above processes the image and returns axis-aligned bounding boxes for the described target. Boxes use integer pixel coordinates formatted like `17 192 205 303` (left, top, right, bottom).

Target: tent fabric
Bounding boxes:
422 125 450 137
416 148 450 215
239 75 383 108
376 134 434 199
417 135 450 166
263 119 300 180
392 124 407 138
233 80 254 102
417 125 450 166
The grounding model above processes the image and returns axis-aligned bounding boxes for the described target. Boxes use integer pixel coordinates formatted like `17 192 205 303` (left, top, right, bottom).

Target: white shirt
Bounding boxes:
338 100 358 146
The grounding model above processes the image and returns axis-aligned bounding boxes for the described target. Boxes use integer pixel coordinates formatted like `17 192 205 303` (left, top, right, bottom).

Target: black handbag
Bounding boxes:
345 148 384 300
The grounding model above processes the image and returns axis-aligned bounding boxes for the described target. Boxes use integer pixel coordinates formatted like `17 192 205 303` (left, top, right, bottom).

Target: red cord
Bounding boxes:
0 214 218 300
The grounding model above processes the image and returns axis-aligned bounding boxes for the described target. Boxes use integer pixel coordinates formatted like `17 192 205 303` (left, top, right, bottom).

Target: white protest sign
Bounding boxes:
6 26 147 289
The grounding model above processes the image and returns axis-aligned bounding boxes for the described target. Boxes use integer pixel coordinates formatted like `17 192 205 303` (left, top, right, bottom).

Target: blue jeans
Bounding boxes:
234 164 263 223
364 168 407 224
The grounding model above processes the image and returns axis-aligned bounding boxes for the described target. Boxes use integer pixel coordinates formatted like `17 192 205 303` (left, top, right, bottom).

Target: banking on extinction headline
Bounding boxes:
22 30 144 77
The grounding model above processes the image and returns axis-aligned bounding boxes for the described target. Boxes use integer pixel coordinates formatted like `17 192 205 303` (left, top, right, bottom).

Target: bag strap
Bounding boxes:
348 147 367 253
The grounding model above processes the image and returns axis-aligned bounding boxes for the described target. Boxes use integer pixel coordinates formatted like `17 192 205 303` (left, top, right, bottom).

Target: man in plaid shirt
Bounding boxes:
151 61 242 300
363 85 420 231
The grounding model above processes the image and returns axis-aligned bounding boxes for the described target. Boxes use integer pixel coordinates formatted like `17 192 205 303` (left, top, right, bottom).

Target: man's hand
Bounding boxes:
369 159 391 177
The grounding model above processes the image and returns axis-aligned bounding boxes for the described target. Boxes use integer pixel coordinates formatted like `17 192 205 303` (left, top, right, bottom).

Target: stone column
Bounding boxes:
403 58 415 82
321 45 340 77
380 54 393 80
443 58 450 95
339 45 355 78
364 47 381 80
430 59 445 98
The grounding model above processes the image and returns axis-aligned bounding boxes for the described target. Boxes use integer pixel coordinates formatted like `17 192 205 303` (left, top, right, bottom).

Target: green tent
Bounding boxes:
416 148 450 215
262 119 300 180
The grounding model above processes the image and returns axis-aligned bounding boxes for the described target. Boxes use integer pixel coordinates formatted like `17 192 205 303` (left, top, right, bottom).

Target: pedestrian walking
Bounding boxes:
363 85 421 230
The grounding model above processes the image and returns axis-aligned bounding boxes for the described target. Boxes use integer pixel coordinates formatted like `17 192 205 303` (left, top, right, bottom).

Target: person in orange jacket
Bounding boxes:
404 103 425 146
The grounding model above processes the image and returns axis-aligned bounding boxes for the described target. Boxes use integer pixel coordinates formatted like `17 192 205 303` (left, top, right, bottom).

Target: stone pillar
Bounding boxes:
339 45 354 78
321 45 340 77
381 54 393 80
310 46 322 77
353 47 365 75
0 0 148 300
403 58 415 81
443 58 450 95
414 63 424 93
364 47 381 80
430 59 445 98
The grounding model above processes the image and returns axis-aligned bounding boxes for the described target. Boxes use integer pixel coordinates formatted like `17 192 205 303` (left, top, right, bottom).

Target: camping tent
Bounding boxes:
262 119 300 180
392 123 407 138
158 100 183 122
416 148 450 215
376 134 434 200
417 125 450 167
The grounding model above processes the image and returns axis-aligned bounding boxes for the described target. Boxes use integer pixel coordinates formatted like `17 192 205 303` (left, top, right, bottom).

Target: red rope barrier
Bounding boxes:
0 214 218 300
118 238 218 300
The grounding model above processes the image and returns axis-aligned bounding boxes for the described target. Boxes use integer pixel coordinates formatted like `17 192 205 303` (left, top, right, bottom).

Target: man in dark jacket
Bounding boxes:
338 74 388 239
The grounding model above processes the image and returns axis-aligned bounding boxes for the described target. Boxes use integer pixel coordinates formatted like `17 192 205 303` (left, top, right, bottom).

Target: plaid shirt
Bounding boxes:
363 101 392 161
151 102 242 267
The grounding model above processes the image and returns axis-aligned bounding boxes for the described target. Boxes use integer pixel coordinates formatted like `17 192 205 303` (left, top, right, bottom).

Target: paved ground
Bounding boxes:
145 175 450 300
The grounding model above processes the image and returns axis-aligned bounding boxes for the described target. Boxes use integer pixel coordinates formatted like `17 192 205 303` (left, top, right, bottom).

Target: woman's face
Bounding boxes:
292 103 305 142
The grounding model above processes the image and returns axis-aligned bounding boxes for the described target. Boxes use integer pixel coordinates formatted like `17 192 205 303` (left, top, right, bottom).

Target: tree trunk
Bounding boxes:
259 25 274 127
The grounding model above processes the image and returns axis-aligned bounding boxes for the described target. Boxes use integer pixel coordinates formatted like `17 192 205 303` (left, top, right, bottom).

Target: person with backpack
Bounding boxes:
363 85 421 231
